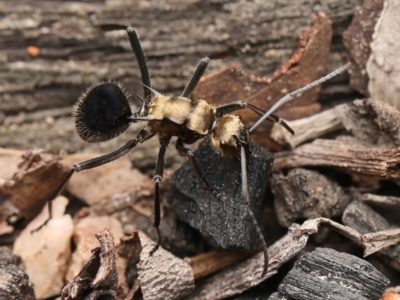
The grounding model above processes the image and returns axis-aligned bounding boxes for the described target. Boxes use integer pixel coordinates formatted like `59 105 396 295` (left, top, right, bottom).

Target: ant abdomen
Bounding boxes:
75 81 132 143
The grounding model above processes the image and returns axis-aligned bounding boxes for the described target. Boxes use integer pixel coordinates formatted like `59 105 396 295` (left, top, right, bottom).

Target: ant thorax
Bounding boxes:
212 115 249 159
147 94 216 144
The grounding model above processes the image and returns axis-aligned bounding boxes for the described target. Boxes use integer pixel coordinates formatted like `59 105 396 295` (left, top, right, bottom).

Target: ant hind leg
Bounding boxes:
31 128 155 233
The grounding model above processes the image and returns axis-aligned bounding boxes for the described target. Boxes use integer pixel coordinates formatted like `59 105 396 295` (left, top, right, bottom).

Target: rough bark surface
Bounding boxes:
0 0 360 161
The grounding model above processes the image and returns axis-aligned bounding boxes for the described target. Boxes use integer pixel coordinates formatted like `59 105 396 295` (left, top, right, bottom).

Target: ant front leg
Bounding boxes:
238 143 269 277
150 136 171 256
32 128 155 233
175 138 213 192
216 101 294 135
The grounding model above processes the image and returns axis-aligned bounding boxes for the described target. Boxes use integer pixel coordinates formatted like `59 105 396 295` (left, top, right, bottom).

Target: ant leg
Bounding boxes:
181 57 210 98
32 128 155 233
239 143 269 277
175 138 212 191
150 136 171 256
215 101 294 135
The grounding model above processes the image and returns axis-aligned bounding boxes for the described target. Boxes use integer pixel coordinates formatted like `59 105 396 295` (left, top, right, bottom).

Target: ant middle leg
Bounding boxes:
32 128 155 233
150 135 171 256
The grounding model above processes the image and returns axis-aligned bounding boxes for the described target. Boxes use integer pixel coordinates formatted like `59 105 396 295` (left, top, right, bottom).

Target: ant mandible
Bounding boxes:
33 25 350 277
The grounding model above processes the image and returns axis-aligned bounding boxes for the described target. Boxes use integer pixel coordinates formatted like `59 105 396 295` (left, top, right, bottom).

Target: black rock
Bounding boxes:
167 138 274 251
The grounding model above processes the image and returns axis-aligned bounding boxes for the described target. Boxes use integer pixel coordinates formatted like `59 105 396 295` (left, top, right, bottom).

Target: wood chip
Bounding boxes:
136 231 195 300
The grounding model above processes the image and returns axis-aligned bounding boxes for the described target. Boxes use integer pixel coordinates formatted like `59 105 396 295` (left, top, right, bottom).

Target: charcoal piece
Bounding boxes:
0 247 34 300
0 265 36 300
342 200 390 234
268 292 289 300
271 168 349 227
0 246 23 269
276 248 389 300
168 138 274 251
342 200 400 271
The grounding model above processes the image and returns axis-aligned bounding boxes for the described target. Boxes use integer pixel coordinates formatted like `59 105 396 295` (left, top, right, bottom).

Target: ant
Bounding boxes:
33 25 350 277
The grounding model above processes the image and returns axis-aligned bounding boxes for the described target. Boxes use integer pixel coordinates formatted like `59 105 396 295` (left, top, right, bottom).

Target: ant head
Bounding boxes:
75 81 133 143
212 115 249 159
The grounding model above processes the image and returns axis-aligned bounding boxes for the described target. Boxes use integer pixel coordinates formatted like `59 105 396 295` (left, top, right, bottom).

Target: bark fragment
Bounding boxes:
343 0 384 95
61 228 118 300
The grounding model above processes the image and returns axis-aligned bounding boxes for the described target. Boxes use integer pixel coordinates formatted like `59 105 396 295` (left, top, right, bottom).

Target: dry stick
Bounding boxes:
273 139 400 178
185 250 252 280
270 107 344 148
270 98 400 149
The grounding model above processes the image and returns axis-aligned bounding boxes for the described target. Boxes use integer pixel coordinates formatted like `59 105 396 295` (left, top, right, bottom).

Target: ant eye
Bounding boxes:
75 82 132 143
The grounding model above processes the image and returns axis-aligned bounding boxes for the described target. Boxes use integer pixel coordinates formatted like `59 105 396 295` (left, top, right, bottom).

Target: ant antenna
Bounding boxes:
126 27 152 101
249 63 351 133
